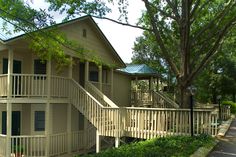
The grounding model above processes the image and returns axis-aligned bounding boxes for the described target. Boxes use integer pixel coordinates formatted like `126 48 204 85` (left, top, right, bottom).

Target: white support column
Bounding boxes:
45 59 51 157
135 77 138 91
67 56 72 153
68 56 73 78
85 61 89 83
96 130 100 153
110 68 114 99
115 137 120 148
98 65 102 91
67 104 72 153
6 48 13 157
150 77 154 91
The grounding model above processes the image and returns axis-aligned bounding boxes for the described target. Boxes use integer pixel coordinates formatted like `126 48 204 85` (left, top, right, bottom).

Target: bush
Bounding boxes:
78 134 214 157
222 101 236 114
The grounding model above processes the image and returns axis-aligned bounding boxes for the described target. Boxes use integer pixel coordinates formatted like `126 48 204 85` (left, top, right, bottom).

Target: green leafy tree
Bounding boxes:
130 0 236 107
195 36 236 103
1 0 236 107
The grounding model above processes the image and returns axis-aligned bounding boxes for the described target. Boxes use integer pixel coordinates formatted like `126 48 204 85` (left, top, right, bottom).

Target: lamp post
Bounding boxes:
188 86 197 137
217 95 222 121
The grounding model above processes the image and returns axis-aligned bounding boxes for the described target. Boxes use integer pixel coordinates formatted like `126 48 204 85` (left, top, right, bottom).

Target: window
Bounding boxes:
89 71 98 82
34 59 46 74
35 111 45 131
82 29 87 38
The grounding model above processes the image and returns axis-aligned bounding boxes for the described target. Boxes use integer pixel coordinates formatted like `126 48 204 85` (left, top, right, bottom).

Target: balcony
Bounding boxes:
0 74 70 99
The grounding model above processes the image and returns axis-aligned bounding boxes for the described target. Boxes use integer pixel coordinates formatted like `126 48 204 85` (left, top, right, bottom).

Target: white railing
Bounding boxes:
123 107 218 139
153 91 179 108
71 131 85 152
12 74 47 97
51 76 70 98
49 133 67 156
90 81 111 98
0 74 71 98
131 90 179 108
131 90 151 106
220 105 231 120
102 83 111 98
10 135 46 157
0 75 7 97
0 134 6 157
71 124 96 153
86 81 118 108
70 79 120 137
86 123 96 150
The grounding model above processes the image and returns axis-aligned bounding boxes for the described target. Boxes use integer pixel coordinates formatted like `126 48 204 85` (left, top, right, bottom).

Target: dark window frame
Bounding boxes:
34 111 45 131
89 71 99 82
34 59 46 75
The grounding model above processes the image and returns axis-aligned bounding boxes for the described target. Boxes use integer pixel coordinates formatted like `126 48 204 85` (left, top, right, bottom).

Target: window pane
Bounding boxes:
89 71 98 82
35 111 45 131
34 60 46 74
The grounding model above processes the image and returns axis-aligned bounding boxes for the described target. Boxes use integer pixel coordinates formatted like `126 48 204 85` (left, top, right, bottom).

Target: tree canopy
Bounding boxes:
0 0 236 107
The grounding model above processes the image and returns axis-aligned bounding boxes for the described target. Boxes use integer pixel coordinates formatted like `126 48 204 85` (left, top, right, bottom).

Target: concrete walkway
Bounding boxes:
208 118 236 157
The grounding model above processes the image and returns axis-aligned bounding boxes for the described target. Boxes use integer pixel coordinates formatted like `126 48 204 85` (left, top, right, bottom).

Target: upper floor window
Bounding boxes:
89 71 98 82
34 59 46 74
82 29 87 38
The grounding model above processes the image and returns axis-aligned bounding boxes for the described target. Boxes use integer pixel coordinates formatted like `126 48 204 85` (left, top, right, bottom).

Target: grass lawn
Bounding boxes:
77 134 215 157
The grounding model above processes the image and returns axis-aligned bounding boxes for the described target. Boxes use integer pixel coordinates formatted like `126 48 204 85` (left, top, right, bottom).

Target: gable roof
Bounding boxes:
118 64 158 76
0 15 126 67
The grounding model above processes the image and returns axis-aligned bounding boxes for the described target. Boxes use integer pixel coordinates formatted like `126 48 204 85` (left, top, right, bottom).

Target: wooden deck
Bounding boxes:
0 74 230 157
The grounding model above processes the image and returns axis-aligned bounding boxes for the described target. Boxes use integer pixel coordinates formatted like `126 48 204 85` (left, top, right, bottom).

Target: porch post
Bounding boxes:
115 137 120 148
98 65 102 91
150 76 154 91
6 48 13 157
45 59 51 157
67 56 72 153
85 61 89 83
96 130 100 153
156 78 159 91
110 68 114 99
135 77 138 106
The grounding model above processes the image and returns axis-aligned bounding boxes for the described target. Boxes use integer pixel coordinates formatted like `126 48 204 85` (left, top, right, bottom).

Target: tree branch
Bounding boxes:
191 0 235 42
166 0 180 22
142 0 180 77
91 15 152 31
184 19 236 86
190 0 200 19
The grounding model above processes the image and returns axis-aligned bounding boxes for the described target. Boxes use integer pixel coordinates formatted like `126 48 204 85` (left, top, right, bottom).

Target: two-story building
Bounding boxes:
0 16 218 157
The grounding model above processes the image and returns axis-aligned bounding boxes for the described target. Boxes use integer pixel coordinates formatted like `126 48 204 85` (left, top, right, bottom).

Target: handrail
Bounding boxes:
86 81 118 108
153 90 179 108
71 79 104 108
124 107 214 112
69 79 120 137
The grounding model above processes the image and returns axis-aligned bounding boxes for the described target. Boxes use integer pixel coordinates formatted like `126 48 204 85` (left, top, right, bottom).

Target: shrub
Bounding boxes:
222 101 236 114
77 134 214 157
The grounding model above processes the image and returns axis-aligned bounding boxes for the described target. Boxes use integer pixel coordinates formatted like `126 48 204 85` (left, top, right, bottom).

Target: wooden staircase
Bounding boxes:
68 79 218 152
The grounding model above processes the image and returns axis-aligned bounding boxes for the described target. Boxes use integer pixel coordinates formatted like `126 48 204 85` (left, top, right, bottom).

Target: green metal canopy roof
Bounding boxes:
118 64 158 76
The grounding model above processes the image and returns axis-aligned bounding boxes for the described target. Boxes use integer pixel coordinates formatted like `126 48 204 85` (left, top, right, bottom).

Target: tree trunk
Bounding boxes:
233 92 236 102
179 85 190 108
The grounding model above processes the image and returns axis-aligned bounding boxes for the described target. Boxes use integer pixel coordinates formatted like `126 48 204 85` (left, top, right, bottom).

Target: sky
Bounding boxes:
28 0 145 63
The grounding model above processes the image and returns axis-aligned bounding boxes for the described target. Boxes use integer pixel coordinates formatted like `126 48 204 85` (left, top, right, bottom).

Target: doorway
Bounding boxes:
79 62 85 87
3 58 22 95
2 111 21 135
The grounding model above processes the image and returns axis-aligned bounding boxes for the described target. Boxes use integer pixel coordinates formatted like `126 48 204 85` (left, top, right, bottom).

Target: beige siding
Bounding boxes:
22 104 31 135
0 50 33 74
52 104 67 134
60 20 122 67
113 72 131 107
